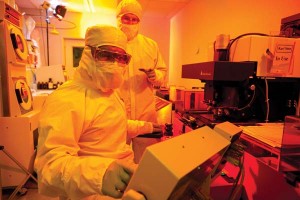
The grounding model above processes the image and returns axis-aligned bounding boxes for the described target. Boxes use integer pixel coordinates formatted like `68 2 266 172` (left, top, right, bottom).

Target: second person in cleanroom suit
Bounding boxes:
34 25 136 200
116 0 168 142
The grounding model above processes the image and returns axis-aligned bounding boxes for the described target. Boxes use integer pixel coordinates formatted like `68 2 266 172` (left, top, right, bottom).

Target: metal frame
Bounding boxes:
0 145 37 200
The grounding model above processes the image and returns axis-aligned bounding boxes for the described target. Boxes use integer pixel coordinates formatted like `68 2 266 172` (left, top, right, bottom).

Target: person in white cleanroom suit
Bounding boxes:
116 0 168 141
34 25 137 200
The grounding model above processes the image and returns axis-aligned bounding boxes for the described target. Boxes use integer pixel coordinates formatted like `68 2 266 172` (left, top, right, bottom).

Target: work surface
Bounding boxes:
241 123 284 148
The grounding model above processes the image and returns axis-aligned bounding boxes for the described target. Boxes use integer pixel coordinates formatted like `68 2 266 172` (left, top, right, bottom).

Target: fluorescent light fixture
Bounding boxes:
84 0 95 13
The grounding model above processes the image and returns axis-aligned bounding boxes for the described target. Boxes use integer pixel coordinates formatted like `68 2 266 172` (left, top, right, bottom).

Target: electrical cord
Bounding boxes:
237 85 256 112
37 9 47 65
25 12 77 30
208 82 257 119
225 33 270 61
228 152 245 200
264 78 270 122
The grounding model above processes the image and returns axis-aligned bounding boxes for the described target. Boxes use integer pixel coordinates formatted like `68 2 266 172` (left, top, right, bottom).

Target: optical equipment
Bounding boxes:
53 5 67 21
88 46 131 65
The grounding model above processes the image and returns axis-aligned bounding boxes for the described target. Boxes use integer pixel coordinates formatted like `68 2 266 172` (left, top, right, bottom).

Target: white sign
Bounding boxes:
271 41 295 75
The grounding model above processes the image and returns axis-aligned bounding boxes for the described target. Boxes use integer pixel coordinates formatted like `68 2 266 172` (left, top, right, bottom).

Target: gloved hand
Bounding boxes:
102 159 136 198
152 123 163 133
127 120 163 143
139 68 156 81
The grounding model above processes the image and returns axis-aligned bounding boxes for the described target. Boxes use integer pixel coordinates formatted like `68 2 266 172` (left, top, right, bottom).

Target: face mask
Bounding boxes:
92 61 125 92
119 23 139 41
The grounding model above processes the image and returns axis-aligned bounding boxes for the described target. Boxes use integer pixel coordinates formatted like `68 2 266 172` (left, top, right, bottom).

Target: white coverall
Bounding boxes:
116 0 167 140
119 34 167 128
34 26 134 199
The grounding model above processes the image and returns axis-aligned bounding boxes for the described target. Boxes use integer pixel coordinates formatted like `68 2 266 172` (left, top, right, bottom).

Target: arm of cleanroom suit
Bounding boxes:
145 66 167 87
127 120 163 139
127 119 153 139
144 44 167 87
35 110 114 199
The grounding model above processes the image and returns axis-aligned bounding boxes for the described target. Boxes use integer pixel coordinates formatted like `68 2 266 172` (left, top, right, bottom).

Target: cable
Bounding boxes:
264 78 270 122
35 19 77 30
37 9 47 66
228 153 245 200
25 12 77 30
46 9 49 66
226 33 270 61
237 85 256 111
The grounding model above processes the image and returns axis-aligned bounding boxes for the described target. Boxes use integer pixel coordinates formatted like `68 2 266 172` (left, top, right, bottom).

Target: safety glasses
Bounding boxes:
88 46 131 65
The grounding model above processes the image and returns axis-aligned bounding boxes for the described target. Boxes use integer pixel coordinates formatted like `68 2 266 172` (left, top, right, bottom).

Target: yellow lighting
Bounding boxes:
84 0 95 13
80 9 117 37
58 0 118 13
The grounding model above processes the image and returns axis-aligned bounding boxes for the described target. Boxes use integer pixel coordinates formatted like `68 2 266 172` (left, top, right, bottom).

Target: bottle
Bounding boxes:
53 83 57 89
48 78 53 89
56 81 60 88
42 82 48 89
37 81 41 89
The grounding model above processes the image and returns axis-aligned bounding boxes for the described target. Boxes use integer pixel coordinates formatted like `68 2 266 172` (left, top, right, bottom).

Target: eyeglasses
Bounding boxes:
88 46 131 65
121 15 140 24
